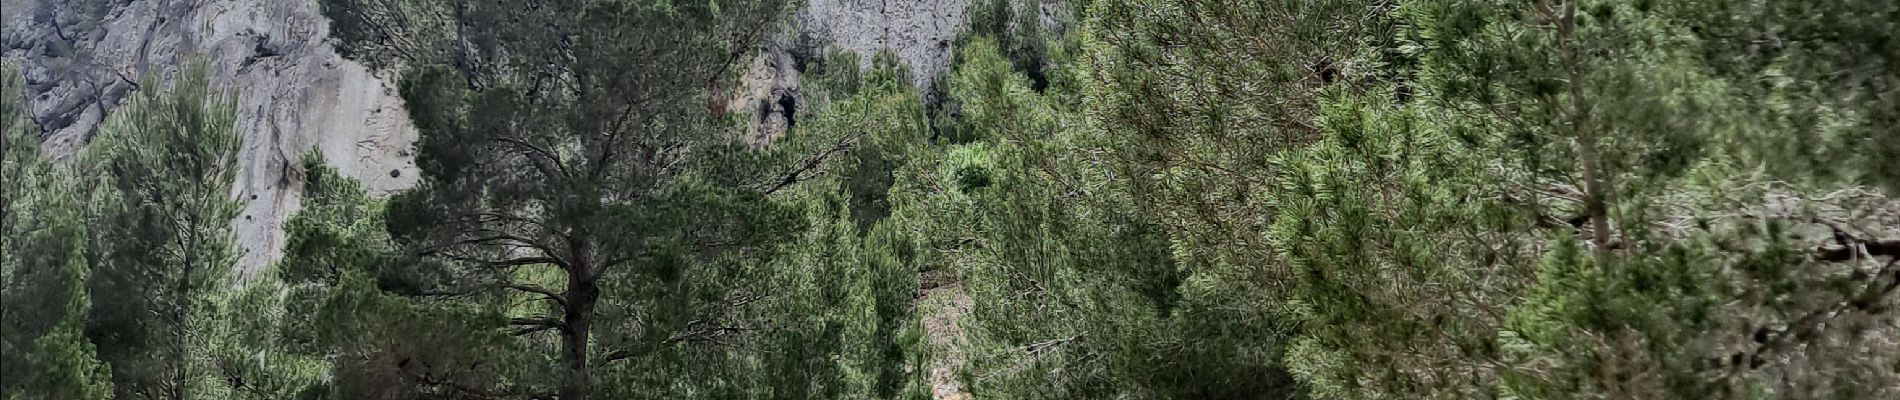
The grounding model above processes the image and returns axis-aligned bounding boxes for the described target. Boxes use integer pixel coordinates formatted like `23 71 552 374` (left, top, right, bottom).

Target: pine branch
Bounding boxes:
508 317 563 336
759 132 862 195
502 283 567 307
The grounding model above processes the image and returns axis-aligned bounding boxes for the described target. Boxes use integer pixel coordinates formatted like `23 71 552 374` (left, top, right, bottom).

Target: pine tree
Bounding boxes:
0 61 35 398
1073 0 1900 398
275 156 530 399
728 54 935 400
23 322 116 400
77 64 244 400
16 208 115 400
199 250 329 399
319 1 823 398
1387 1 1895 397
2 63 116 400
903 31 1303 397
5 0 1889 398
1676 0 1899 189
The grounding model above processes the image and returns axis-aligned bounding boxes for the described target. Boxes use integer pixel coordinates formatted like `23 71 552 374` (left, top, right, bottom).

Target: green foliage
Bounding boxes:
72 64 245 400
1269 91 1533 399
1063 0 1900 398
773 54 932 228
1673 0 1899 189
906 33 1304 399
739 186 926 399
965 0 1051 91
5 62 280 400
7 195 111 400
318 1 840 398
198 280 329 400
7 1 1895 399
2 62 60 396
1060 0 1898 398
276 155 536 399
24 321 116 400
732 55 933 400
2 87 114 398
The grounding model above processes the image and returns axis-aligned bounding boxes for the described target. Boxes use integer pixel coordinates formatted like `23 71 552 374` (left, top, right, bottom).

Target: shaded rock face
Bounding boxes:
732 39 802 146
2 0 420 277
733 0 974 144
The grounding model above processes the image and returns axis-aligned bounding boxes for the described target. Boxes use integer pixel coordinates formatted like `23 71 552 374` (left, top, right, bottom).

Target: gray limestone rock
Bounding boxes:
3 0 419 278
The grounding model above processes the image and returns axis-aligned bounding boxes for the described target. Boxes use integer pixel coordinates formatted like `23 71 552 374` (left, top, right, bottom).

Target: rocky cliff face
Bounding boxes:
804 0 970 95
3 0 420 277
3 0 978 276
731 0 973 144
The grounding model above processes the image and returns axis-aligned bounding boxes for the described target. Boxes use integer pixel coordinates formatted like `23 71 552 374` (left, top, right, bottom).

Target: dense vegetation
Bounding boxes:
4 0 1897 399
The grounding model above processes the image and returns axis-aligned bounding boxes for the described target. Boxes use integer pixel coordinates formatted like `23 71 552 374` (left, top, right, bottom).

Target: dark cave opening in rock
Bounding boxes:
777 94 798 129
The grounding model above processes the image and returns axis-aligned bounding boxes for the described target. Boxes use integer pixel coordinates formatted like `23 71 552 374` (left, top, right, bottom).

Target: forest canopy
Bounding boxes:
3 0 1897 399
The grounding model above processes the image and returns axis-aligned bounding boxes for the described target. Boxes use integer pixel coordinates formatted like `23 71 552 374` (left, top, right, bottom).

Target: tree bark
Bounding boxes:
1556 0 1610 263
559 279 598 400
559 238 599 400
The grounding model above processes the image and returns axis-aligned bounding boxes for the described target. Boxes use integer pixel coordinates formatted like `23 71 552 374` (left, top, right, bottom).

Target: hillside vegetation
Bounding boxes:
4 0 1896 399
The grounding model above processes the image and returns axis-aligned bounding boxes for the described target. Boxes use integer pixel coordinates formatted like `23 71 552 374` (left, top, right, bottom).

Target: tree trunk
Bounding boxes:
560 277 598 400
560 236 600 400
174 229 197 400
1556 0 1610 263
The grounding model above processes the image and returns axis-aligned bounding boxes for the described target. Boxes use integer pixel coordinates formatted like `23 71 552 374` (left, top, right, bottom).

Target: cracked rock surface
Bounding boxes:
3 0 420 277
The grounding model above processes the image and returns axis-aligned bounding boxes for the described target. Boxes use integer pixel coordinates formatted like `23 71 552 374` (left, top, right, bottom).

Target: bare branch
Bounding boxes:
492 136 571 178
424 233 576 272
759 132 863 195
509 324 560 336
509 317 564 336
502 283 568 307
594 324 756 367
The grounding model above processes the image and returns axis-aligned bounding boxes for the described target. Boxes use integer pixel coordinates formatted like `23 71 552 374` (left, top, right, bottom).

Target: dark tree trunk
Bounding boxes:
560 277 598 400
560 238 600 400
